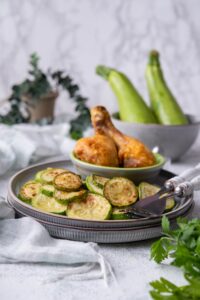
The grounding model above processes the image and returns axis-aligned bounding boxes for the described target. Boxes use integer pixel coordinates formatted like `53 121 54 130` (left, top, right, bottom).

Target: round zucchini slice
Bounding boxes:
32 193 66 215
67 193 112 220
111 207 130 220
139 182 175 212
165 198 175 211
86 175 103 195
41 184 55 197
54 189 87 204
92 175 109 188
54 172 82 191
104 177 138 207
40 168 67 184
19 181 42 203
138 182 160 200
35 170 44 183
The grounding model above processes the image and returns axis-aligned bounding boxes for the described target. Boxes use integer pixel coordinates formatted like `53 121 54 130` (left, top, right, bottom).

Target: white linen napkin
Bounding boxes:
0 123 76 175
0 197 115 284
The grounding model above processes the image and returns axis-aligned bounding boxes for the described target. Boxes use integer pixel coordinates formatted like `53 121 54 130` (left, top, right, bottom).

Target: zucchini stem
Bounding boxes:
149 50 160 66
96 65 114 80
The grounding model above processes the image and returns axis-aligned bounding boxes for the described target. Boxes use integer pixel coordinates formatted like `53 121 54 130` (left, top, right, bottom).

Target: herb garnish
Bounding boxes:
150 216 200 299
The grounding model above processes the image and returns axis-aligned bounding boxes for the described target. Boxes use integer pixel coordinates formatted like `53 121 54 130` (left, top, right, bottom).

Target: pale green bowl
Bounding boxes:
70 152 166 183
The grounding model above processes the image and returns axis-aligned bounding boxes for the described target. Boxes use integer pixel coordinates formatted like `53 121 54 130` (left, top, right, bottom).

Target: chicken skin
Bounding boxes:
91 106 155 168
74 134 119 167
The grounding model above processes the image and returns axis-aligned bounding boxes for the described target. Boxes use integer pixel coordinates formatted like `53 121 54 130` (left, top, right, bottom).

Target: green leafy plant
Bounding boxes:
51 71 91 140
151 276 200 299
0 99 29 125
9 53 51 103
150 216 200 299
0 53 91 138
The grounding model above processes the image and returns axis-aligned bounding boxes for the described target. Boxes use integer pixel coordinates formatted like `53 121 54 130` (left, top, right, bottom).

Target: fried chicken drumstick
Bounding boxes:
74 134 119 167
90 106 155 168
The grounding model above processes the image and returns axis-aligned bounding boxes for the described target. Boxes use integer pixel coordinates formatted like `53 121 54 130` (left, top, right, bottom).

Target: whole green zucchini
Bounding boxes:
145 50 188 125
96 65 157 124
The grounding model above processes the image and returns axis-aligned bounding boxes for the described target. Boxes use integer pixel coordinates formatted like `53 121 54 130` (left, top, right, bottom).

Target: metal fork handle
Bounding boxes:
165 162 200 191
175 174 200 197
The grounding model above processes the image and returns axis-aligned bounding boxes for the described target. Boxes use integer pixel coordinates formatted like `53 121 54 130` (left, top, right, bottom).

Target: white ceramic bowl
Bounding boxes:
112 113 200 161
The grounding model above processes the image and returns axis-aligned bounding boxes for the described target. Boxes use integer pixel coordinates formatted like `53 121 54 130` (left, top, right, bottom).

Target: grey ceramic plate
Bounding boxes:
7 159 194 243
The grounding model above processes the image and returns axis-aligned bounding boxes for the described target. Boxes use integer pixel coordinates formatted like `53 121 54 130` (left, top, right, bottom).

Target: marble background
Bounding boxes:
0 0 200 116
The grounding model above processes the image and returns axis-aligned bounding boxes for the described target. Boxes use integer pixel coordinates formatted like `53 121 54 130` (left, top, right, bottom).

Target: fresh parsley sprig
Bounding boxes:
150 275 200 299
150 216 200 299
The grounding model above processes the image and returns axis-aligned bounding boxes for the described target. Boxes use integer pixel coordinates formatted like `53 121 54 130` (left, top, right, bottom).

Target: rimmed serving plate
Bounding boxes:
7 159 194 243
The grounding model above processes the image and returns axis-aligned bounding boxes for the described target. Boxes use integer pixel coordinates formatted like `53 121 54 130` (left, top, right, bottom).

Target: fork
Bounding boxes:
126 163 200 218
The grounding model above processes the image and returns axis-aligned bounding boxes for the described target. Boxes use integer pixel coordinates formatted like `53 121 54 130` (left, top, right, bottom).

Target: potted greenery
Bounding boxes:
0 53 91 139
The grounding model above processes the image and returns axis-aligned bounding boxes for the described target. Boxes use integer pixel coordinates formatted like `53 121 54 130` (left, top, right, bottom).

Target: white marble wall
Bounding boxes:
0 0 200 116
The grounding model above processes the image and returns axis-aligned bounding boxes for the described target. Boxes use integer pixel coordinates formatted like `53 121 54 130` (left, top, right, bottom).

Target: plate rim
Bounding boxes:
9 197 194 232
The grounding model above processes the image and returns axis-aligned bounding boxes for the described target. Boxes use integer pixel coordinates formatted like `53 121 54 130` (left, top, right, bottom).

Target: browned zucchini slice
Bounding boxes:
92 175 109 188
19 181 42 203
54 189 87 204
39 168 67 184
111 207 130 220
32 193 66 215
67 193 112 220
165 198 175 211
41 184 55 197
139 182 175 211
35 170 44 183
138 182 160 200
54 172 82 191
104 177 138 207
86 175 103 195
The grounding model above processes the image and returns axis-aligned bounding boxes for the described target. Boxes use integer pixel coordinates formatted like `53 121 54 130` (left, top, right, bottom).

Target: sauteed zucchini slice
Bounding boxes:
35 170 44 183
138 182 160 199
54 172 82 191
32 193 66 215
54 189 87 204
104 177 138 207
139 182 175 211
39 168 67 184
86 175 103 195
41 184 55 197
67 193 112 220
111 207 130 220
92 175 109 188
19 181 42 203
165 198 175 211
